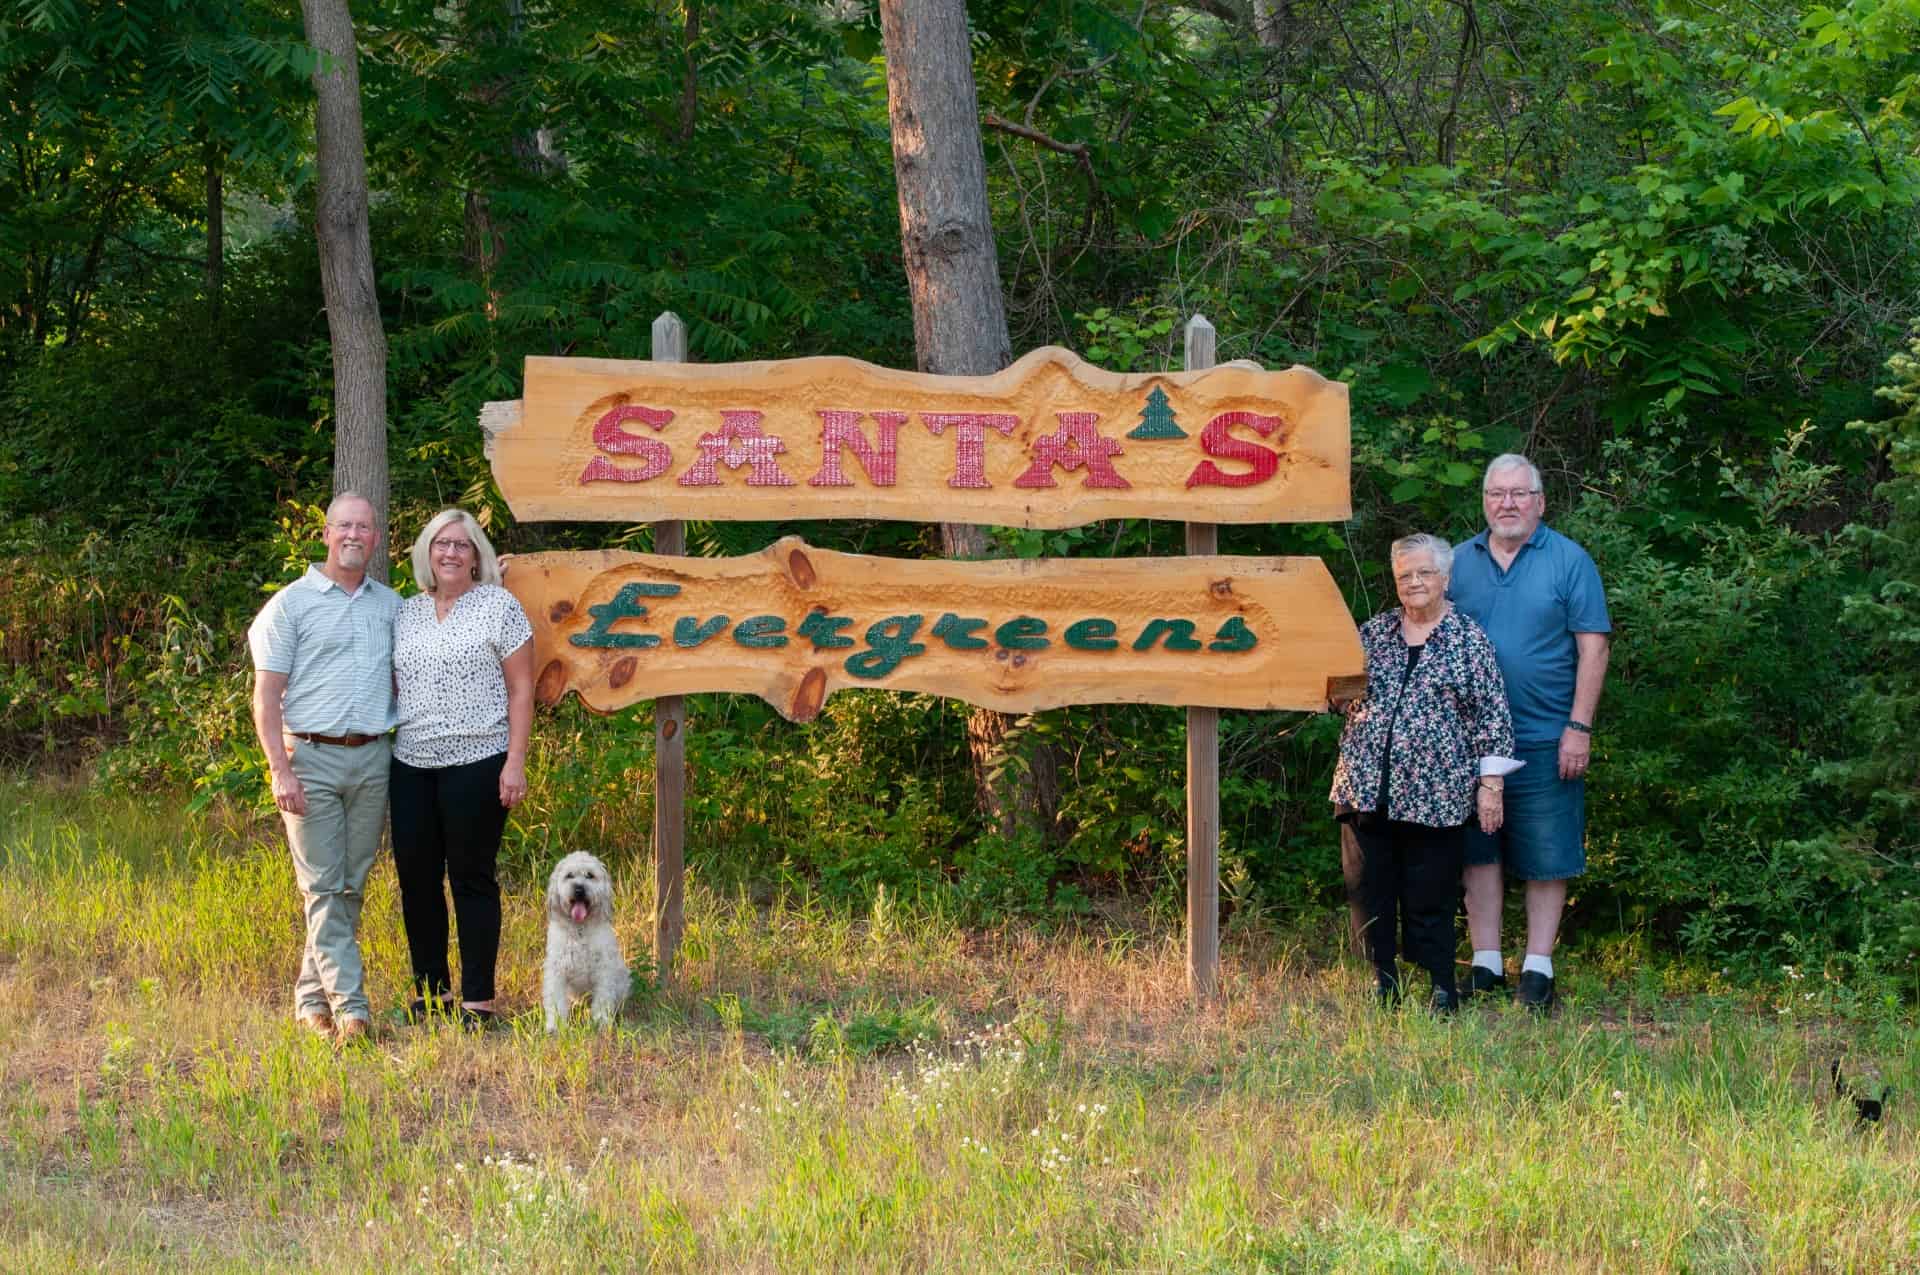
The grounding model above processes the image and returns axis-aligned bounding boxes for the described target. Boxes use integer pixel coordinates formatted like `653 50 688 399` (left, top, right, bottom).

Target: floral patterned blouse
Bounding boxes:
1328 605 1515 828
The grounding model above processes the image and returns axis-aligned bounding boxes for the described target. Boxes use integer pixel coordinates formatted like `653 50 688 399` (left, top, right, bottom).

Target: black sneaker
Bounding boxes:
1517 970 1556 1015
1373 974 1404 1009
1463 966 1509 1003
1429 986 1460 1016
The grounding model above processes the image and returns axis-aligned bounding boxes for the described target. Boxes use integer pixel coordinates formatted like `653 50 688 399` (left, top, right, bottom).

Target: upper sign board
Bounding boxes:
483 346 1349 528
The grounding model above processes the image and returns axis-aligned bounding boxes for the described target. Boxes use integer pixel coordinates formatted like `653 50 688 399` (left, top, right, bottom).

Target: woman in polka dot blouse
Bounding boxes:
390 508 534 1028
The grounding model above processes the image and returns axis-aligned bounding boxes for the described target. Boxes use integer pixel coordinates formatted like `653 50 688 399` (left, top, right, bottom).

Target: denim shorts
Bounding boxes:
1462 743 1586 880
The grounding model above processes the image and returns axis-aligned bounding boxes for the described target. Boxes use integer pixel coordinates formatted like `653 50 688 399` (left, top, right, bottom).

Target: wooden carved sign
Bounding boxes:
503 537 1366 722
483 347 1349 528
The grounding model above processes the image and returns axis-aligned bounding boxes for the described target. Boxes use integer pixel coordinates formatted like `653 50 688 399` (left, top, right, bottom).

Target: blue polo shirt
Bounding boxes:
1450 523 1610 747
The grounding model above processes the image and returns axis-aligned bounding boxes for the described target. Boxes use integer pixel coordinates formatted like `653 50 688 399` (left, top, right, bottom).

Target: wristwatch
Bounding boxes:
1566 719 1592 734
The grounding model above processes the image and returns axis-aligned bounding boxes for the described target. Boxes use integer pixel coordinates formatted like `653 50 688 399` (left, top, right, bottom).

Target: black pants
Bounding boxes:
1350 814 1464 997
389 752 508 1003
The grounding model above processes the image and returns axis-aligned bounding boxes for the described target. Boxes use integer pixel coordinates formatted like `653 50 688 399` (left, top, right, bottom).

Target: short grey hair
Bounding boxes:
325 490 375 523
1483 453 1542 493
1391 532 1454 577
409 508 502 592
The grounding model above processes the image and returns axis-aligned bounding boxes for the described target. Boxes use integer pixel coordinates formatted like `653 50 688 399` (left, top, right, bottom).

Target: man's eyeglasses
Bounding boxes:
430 538 476 555
329 520 374 533
1394 568 1442 586
1484 487 1541 504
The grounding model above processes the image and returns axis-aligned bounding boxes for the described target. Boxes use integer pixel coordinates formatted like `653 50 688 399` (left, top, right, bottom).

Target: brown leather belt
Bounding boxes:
287 731 385 748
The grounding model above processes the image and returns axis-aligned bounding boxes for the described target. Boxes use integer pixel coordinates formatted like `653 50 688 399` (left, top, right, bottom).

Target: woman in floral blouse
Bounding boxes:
1330 533 1516 1010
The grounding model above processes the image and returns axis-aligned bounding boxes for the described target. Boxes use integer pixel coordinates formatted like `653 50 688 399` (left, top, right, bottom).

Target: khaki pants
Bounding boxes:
282 736 390 1022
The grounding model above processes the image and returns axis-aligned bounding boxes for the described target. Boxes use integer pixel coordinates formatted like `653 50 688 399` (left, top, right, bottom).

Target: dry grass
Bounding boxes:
2 778 1917 1273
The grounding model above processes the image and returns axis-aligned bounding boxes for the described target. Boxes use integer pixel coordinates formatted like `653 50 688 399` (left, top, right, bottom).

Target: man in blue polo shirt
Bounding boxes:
1450 454 1610 1013
248 492 400 1043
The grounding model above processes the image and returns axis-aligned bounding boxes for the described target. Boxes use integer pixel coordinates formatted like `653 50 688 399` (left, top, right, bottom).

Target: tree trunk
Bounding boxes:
1252 0 1287 48
205 139 224 329
301 0 390 574
878 0 1033 835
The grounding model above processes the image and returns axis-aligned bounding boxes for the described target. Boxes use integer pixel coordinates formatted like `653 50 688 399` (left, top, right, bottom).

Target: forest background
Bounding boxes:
4 0 1920 997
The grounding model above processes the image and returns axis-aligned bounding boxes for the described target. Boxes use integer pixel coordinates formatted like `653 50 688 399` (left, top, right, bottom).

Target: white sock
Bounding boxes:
1522 954 1554 979
1472 950 1503 974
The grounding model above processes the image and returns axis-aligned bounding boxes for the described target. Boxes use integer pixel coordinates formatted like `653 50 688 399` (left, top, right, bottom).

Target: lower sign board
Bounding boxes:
503 537 1365 722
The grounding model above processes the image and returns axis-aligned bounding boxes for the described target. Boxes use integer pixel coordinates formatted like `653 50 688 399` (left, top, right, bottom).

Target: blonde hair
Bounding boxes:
409 508 501 592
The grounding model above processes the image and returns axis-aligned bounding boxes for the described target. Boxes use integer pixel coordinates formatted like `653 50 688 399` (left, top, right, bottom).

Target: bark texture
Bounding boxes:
301 0 390 572
878 0 1031 833
204 140 223 328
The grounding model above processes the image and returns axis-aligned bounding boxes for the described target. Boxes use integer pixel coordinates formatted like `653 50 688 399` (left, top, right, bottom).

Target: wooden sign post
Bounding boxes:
650 313 688 987
484 319 1361 1001
1184 316 1221 1003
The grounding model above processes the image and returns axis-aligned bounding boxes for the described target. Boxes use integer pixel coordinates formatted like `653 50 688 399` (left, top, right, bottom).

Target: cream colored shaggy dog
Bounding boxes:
542 851 629 1032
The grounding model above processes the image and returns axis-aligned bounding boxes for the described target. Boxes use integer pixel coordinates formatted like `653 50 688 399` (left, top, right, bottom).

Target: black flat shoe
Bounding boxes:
405 996 455 1023
1462 966 1510 1003
457 1007 498 1032
1517 970 1556 1016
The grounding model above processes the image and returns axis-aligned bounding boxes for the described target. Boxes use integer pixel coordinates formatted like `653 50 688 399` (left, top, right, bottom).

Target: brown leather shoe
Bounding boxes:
334 1017 373 1045
297 1011 334 1037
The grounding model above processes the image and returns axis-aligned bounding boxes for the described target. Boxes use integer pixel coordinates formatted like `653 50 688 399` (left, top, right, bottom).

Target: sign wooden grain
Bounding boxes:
483 346 1349 528
503 537 1366 722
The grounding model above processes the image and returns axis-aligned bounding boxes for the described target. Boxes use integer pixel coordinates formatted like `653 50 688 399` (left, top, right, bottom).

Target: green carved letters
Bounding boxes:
570 582 1258 680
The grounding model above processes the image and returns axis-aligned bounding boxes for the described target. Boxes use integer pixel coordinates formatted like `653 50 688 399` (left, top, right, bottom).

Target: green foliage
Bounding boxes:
7 0 1920 993
1563 431 1915 982
1820 324 1920 972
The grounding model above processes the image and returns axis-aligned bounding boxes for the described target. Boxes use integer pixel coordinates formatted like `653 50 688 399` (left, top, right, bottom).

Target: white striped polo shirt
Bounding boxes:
248 565 400 736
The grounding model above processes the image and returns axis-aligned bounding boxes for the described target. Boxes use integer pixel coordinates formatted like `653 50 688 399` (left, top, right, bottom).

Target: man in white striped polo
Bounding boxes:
248 492 401 1042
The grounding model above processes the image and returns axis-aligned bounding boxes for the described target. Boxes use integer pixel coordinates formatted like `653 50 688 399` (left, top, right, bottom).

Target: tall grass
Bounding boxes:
2 778 1915 1272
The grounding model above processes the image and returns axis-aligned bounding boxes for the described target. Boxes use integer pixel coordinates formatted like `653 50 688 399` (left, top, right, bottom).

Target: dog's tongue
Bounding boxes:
570 901 589 923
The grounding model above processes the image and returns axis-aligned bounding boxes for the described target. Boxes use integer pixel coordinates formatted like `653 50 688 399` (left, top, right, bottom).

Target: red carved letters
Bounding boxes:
678 410 798 487
1013 413 1131 489
579 404 674 484
1185 411 1283 489
578 403 1290 494
808 410 906 487
920 413 1019 489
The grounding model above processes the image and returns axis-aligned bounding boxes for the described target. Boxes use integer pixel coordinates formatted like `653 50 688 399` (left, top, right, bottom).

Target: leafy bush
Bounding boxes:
1563 431 1915 983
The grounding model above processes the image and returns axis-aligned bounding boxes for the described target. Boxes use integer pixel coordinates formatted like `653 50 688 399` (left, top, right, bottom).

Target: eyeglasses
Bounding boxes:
329 520 374 533
430 538 476 555
1394 568 1442 586
1483 487 1541 504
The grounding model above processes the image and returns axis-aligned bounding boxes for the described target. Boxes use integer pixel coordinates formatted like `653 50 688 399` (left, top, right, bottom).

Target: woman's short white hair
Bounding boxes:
409 508 501 591
1391 532 1454 577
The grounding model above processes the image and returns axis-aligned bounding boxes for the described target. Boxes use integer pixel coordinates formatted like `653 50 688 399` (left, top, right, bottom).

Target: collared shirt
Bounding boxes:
393 585 533 768
248 564 400 736
1329 607 1515 828
1450 522 1611 747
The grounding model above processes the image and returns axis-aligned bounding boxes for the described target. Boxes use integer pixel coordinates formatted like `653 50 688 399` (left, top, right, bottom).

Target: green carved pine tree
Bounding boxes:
1127 385 1186 439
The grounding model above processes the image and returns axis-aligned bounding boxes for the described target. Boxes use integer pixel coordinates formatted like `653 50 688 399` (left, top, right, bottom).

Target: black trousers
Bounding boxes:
389 752 509 1003
1350 813 1464 997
